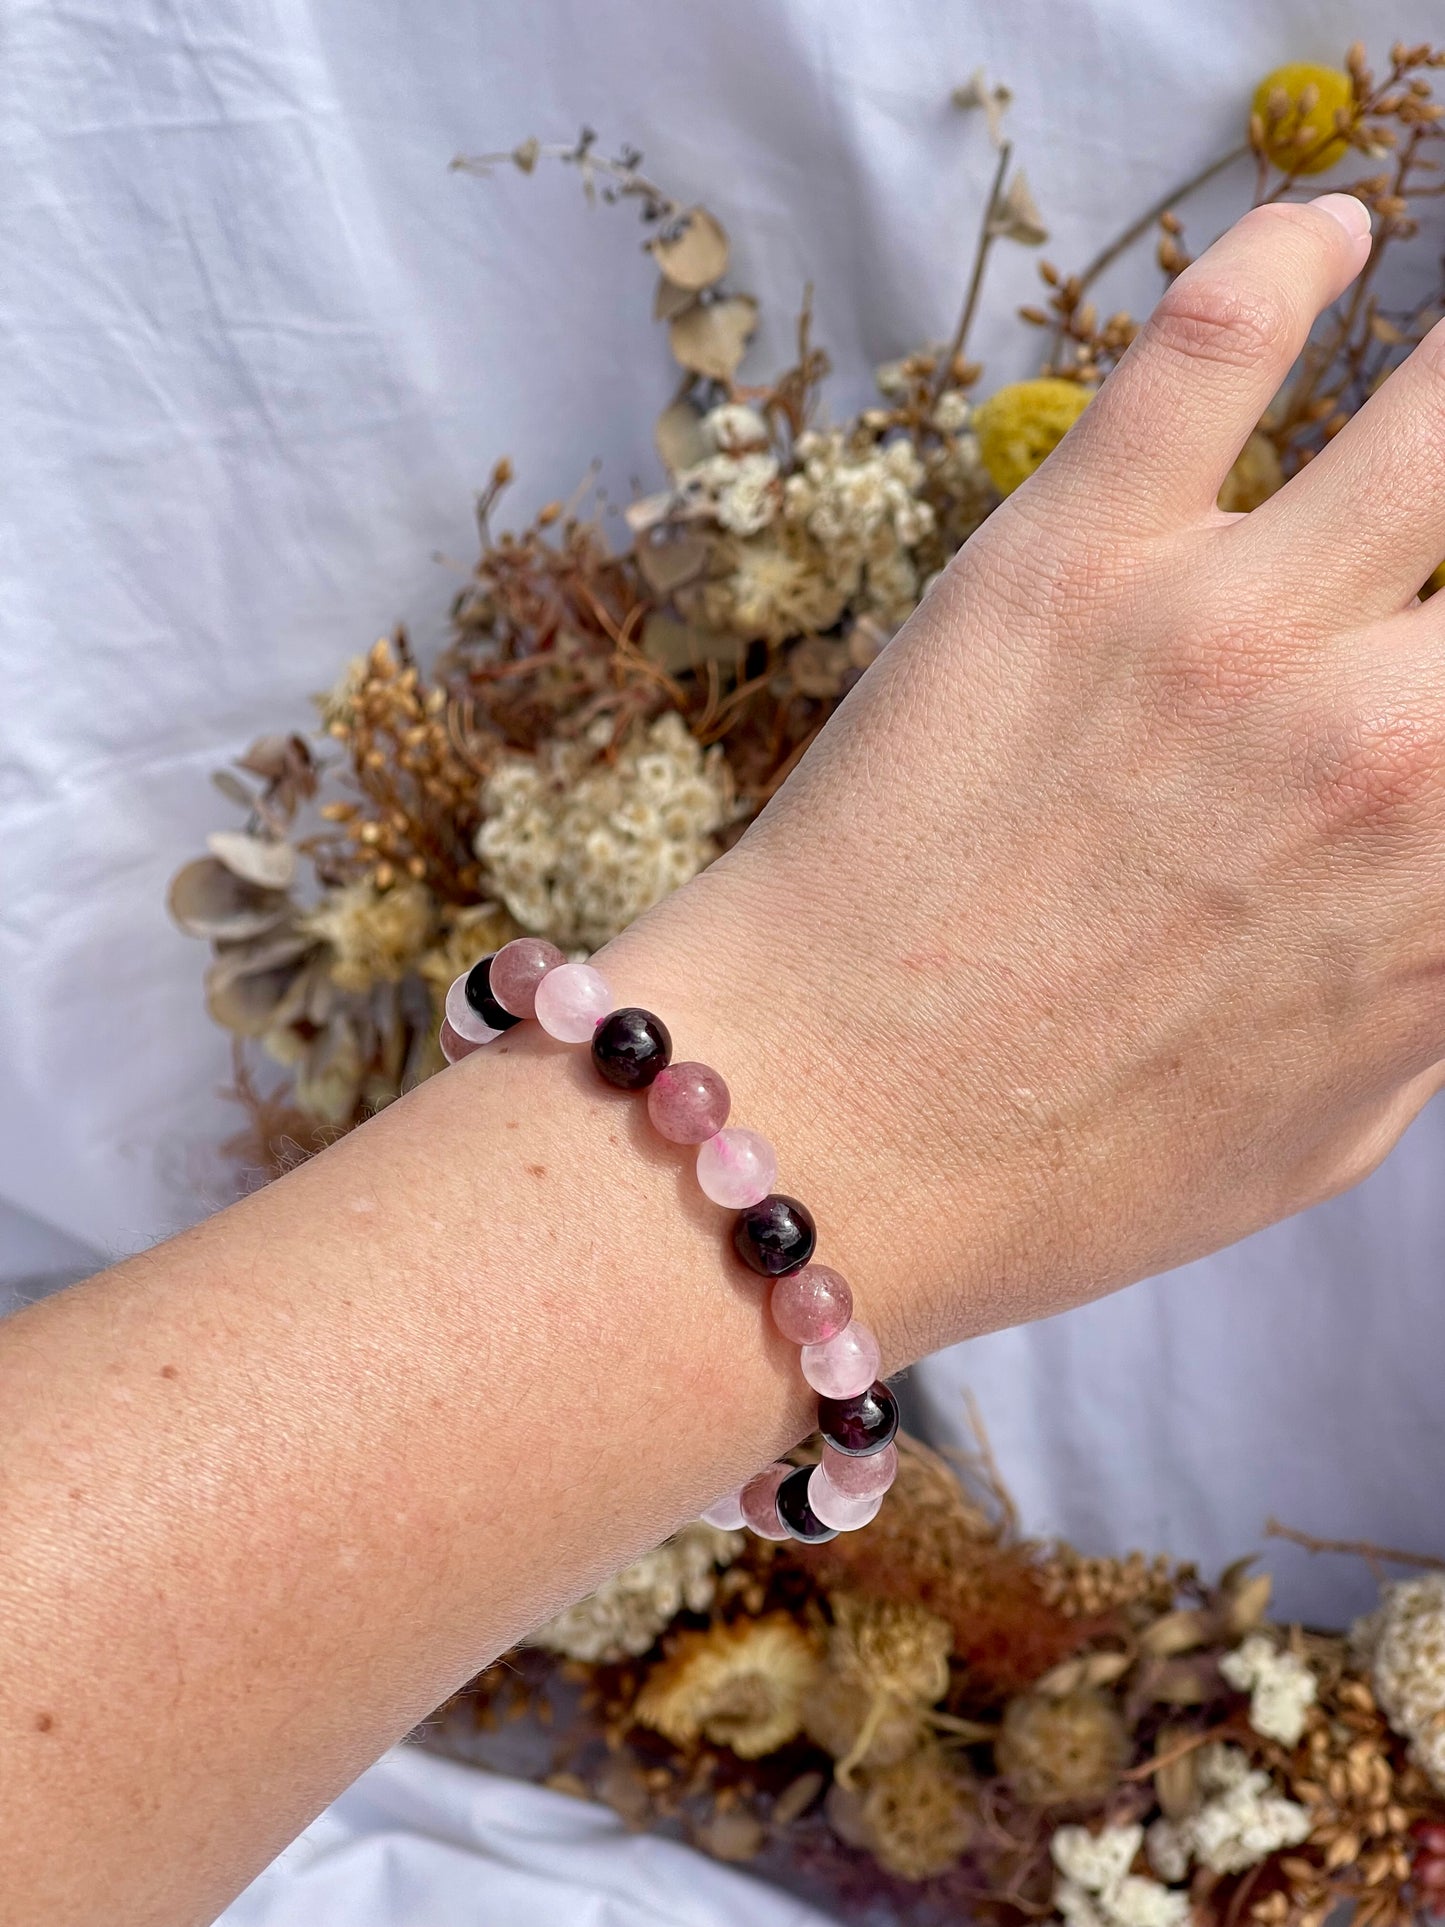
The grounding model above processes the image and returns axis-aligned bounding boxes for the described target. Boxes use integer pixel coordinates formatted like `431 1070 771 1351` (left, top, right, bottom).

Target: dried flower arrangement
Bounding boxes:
168 39 1445 1918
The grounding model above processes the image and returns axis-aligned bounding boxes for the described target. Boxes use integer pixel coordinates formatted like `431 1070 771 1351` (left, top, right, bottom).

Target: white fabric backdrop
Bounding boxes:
5 17 1445 1913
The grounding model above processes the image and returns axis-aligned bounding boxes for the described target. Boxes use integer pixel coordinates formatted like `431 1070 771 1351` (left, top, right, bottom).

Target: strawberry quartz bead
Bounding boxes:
770 1265 853 1345
818 1381 900 1457
696 1128 777 1209
806 1464 884 1533
534 962 613 1043
647 1062 730 1144
700 1491 747 1531
801 1320 880 1397
489 938 565 1019
733 1195 816 1277
820 1439 897 1499
739 1465 791 1541
439 1017 485 1064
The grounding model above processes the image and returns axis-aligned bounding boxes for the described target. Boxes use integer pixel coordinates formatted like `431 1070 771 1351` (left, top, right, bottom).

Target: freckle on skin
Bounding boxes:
34 1713 53 1734
525 1163 547 1179
505 1119 519 1130
159 1365 178 1380
68 1488 84 1502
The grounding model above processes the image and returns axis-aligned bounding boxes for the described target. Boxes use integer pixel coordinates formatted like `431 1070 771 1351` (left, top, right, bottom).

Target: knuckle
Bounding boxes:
1300 707 1445 836
1145 276 1291 373
1140 607 1292 732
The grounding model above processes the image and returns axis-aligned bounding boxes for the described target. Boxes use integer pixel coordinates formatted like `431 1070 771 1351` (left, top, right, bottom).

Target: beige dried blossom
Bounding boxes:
856 1745 975 1882
1145 1744 1310 1879
1051 1822 1191 1927
1037 1547 1181 1619
1220 1634 1318 1747
676 450 782 536
475 712 732 949
1356 1573 1445 1790
806 1593 953 1783
997 1689 1129 1807
633 1613 820 1758
693 523 849 644
527 1523 743 1665
784 428 935 556
298 880 434 994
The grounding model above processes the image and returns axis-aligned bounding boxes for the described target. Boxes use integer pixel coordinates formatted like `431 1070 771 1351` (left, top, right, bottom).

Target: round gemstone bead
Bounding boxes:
534 962 613 1043
801 1319 880 1398
439 1016 486 1065
733 1194 816 1278
820 1439 897 1499
489 938 565 1019
647 1062 730 1143
591 1007 672 1091
807 1464 884 1533
696 1129 777 1209
770 1264 853 1345
739 1465 791 1541
445 971 504 1047
700 1490 747 1531
775 1465 839 1544
465 953 522 1033
817 1381 900 1457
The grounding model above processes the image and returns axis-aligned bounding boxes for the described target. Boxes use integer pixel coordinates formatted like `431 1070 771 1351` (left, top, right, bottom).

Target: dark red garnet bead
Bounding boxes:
732 1194 816 1277
775 1465 839 1543
817 1381 899 1457
591 1007 673 1091
465 953 521 1031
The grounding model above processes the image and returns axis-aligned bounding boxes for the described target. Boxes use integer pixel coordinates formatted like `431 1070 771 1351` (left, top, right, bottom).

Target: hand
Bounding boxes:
612 192 1445 1357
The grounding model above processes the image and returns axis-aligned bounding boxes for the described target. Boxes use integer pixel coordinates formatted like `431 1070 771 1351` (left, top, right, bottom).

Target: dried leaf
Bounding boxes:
168 857 290 941
653 274 697 322
1079 1650 1132 1688
211 769 255 810
642 611 744 673
952 67 1014 146
649 206 730 291
634 529 712 598
1139 1610 1210 1658
772 1771 825 1827
989 170 1048 246
207 831 297 891
512 136 540 173
654 400 709 474
1033 1658 1085 1698
1154 1728 1202 1819
669 295 758 382
1223 1572 1273 1635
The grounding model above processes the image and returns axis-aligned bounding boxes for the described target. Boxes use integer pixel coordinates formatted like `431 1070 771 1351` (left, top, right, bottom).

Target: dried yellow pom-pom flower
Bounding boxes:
1252 63 1353 175
634 1614 819 1759
971 378 1091 497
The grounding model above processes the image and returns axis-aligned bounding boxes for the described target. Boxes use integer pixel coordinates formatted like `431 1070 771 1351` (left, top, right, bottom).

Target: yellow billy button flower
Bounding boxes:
971 378 1092 497
1252 63 1353 175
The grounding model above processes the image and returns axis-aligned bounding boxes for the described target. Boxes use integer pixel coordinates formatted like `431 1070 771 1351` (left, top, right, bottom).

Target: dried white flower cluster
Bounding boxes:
1355 1573 1445 1791
1146 1744 1311 1880
527 1523 745 1664
476 712 732 950
1219 1634 1318 1746
1050 1822 1190 1927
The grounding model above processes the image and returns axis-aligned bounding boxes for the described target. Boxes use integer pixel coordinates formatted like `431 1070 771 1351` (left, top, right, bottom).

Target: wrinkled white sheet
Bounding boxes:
215 1748 838 1927
6 3 1445 1918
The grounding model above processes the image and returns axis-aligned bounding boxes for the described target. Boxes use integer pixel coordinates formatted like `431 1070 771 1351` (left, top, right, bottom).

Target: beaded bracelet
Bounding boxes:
441 940 899 1546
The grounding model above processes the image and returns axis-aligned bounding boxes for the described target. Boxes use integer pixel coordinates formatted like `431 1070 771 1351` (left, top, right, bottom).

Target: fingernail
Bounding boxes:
1309 192 1372 242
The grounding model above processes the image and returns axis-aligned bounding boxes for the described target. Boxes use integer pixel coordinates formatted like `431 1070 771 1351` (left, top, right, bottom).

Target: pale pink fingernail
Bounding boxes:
1309 192 1372 242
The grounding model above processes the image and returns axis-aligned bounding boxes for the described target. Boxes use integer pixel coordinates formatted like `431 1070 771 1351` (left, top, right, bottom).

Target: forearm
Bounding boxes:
0 873 983 1926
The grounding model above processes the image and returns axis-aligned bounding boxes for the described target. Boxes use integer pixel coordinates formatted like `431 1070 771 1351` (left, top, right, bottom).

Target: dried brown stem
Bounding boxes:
1265 1517 1445 1572
932 140 1012 403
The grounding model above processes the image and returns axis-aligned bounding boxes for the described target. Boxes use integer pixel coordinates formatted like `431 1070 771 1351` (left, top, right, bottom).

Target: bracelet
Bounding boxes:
441 940 899 1545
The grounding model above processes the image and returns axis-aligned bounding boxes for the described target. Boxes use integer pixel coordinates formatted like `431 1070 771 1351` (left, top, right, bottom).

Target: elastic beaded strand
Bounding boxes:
439 936 898 1542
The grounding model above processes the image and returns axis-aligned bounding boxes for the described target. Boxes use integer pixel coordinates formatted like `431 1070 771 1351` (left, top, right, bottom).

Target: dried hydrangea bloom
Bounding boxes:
997 1688 1128 1807
476 712 732 950
856 1745 975 1882
675 450 782 535
1356 1573 1445 1791
694 524 849 645
1145 1743 1310 1879
633 1613 819 1758
298 880 433 994
526 1523 743 1665
1219 1634 1317 1747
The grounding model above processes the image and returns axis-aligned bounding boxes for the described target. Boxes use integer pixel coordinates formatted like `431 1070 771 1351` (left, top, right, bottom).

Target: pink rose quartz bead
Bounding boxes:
533 962 613 1043
439 1016 487 1064
696 1128 777 1209
807 1464 884 1533
801 1320 881 1399
647 1061 731 1144
700 1491 747 1531
820 1439 897 1500
445 971 504 1046
489 938 566 1019
770 1265 853 1346
739 1465 791 1541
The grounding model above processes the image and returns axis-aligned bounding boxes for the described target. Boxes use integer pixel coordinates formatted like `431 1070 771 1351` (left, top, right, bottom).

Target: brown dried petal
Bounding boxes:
634 530 713 598
654 400 710 474
642 612 745 673
669 295 758 382
653 274 698 322
649 206 730 291
168 857 291 941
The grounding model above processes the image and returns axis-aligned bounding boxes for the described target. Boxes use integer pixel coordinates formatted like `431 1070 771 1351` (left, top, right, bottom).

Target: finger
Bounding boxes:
1046 194 1371 531
1248 313 1445 618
